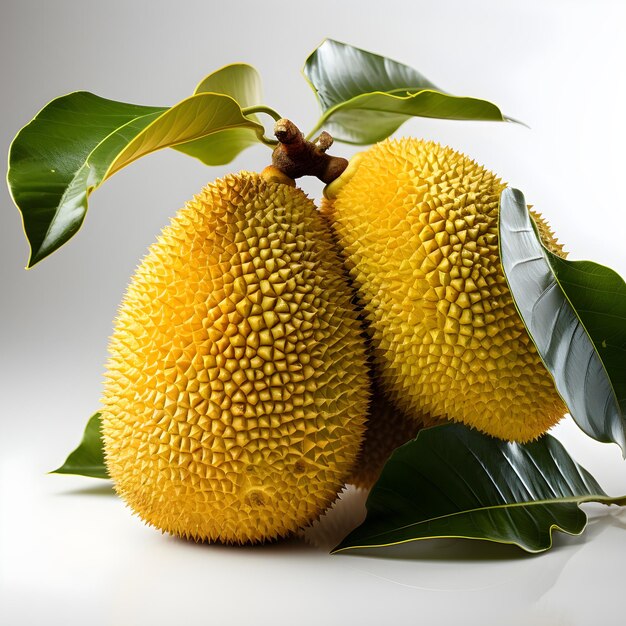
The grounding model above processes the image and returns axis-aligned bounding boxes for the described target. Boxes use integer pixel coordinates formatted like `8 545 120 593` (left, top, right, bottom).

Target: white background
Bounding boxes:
1 1 625 624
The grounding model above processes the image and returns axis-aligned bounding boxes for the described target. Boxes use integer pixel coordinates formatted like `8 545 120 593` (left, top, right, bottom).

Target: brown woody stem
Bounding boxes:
269 119 348 185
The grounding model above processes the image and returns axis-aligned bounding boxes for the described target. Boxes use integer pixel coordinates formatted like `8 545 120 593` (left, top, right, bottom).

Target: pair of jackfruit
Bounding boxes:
102 138 566 543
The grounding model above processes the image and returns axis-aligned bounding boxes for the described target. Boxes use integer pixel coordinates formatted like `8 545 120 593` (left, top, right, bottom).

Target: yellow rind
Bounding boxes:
101 172 369 544
347 387 422 489
322 138 567 442
323 152 365 200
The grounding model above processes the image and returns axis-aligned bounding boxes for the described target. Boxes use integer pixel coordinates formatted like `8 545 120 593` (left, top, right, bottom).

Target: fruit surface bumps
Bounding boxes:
347 387 421 489
322 138 567 442
101 172 369 543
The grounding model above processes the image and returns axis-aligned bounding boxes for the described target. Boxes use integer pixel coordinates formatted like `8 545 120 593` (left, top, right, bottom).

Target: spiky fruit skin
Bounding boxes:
322 138 566 442
347 387 421 489
101 172 369 544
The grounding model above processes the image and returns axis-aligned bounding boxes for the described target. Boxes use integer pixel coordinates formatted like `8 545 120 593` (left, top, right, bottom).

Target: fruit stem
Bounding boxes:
242 105 283 122
269 119 348 184
242 106 283 147
258 133 279 148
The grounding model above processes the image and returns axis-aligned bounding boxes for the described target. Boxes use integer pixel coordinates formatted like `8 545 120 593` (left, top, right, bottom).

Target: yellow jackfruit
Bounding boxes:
347 386 421 489
101 172 369 544
322 138 567 442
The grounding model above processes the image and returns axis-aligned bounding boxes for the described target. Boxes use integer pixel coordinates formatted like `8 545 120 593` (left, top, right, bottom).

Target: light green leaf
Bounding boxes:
51 412 109 479
193 63 263 103
105 92 263 176
303 39 514 144
175 63 267 165
8 91 265 266
334 423 625 555
499 188 626 451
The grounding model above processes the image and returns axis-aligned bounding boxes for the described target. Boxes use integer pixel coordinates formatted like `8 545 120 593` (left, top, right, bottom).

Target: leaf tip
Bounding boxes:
501 186 526 208
26 246 48 269
329 543 348 555
504 115 530 129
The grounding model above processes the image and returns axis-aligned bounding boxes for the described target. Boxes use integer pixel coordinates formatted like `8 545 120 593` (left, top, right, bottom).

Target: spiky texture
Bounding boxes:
322 138 567 442
300 486 368 550
101 172 369 544
347 388 421 489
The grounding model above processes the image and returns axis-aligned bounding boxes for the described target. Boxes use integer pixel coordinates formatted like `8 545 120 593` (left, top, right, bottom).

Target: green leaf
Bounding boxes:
174 63 266 165
499 188 626 452
8 90 265 267
303 39 514 144
193 63 263 102
105 92 263 176
51 412 109 479
334 423 625 555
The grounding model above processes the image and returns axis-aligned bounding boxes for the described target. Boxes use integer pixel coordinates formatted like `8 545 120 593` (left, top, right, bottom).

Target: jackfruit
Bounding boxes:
101 172 369 544
322 138 567 442
347 386 421 489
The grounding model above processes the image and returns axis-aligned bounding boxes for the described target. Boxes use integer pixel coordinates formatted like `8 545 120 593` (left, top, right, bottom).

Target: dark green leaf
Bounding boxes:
303 39 514 144
499 188 626 451
8 93 164 267
548 256 626 413
334 423 625 555
51 413 109 479
8 91 265 267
